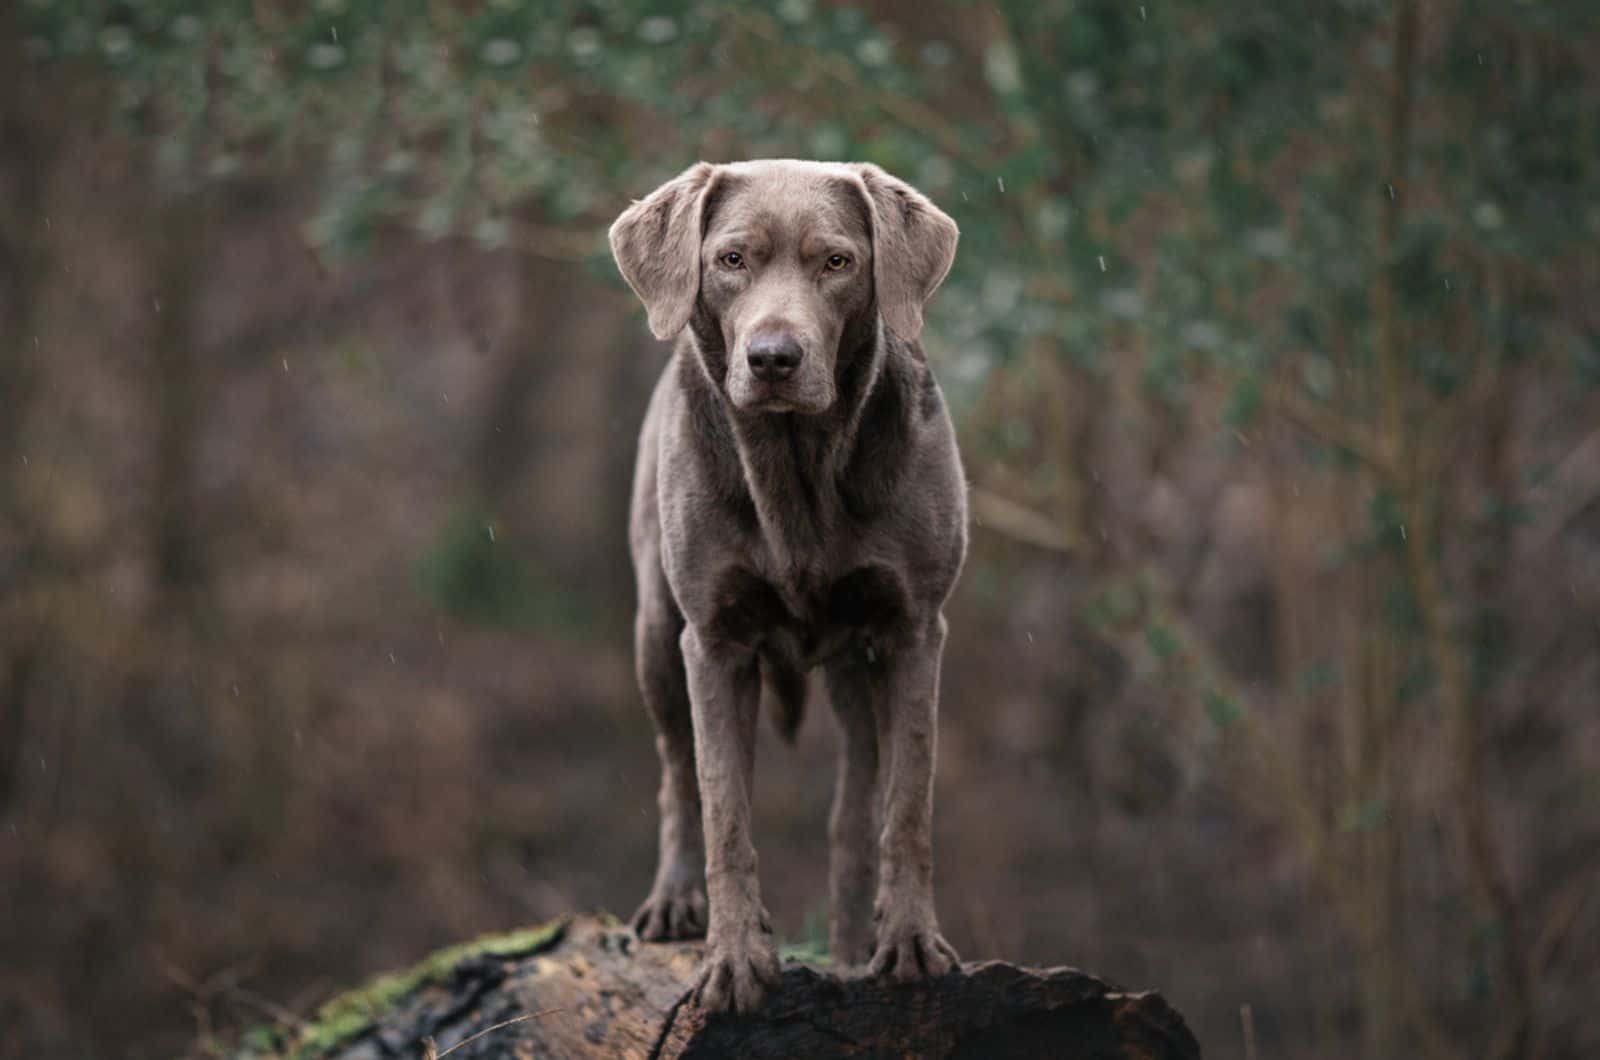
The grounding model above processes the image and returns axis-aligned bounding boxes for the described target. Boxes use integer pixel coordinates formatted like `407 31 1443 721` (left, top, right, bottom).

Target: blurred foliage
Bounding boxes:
17 1 1590 383
21 0 1598 413
416 506 593 632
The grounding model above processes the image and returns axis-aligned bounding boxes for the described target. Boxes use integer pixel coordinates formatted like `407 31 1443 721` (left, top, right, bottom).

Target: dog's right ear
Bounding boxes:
608 162 719 341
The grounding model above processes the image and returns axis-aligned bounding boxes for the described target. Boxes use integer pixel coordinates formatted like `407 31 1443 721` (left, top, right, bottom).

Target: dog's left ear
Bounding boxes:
609 162 719 341
852 163 959 343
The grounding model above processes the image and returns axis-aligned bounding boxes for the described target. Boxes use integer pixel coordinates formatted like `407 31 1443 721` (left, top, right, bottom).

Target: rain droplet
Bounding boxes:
996 176 1005 193
487 524 496 543
1097 255 1107 272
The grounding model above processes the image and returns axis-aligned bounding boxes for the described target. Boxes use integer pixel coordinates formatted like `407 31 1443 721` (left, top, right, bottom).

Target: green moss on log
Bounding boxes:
234 917 568 1060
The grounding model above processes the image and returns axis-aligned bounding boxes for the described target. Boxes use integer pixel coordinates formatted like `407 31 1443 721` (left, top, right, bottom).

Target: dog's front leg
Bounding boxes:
681 626 780 1013
870 613 960 981
823 657 880 966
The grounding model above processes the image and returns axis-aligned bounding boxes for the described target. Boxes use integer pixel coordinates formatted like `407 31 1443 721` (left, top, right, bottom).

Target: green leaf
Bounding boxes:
1203 689 1243 730
1146 623 1181 660
1222 376 1262 430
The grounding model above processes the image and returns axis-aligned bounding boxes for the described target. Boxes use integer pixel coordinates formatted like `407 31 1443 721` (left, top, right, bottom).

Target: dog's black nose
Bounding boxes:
747 334 802 382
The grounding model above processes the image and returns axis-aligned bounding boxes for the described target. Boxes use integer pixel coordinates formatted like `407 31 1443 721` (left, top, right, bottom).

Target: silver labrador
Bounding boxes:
609 159 966 1014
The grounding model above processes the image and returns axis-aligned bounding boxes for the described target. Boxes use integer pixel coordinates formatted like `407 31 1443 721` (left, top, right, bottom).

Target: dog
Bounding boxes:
609 159 966 1014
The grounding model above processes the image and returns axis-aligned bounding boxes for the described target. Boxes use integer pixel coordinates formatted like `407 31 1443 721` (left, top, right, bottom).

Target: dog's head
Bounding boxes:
609 160 957 414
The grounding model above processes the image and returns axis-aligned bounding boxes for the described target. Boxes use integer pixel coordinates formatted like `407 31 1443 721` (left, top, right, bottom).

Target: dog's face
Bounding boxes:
696 164 874 413
609 160 958 415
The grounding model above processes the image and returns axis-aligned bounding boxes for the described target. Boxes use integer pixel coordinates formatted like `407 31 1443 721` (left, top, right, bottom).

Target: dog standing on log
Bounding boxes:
609 159 966 1014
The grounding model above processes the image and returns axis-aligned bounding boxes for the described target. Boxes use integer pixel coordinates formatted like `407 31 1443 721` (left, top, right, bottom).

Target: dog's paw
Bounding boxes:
631 885 708 941
691 926 780 1014
868 918 959 983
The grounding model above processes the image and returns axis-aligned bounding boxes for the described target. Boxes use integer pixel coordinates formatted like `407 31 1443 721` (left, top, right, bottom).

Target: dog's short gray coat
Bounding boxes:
609 159 966 1014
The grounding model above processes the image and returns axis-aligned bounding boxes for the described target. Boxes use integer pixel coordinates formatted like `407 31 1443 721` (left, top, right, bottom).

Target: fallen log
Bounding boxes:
235 914 1202 1059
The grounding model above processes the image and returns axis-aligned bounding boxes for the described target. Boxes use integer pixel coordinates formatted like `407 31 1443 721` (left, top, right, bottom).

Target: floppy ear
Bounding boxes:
853 163 959 342
608 162 719 341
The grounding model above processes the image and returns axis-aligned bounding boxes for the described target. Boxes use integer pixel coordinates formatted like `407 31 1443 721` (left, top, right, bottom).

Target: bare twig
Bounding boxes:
422 1010 563 1060
221 986 308 1033
160 954 271 1059
1524 426 1600 554
1532 875 1595 977
1273 387 1391 473
969 487 1078 554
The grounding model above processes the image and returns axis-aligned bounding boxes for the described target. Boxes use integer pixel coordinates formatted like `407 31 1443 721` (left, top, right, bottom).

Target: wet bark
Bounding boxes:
262 915 1202 1060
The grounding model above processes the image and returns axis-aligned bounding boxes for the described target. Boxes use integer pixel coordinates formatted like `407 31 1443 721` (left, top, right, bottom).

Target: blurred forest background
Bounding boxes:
3 1 1598 1057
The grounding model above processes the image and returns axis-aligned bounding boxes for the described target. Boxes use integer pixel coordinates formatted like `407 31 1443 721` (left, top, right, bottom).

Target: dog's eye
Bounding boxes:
719 251 744 269
825 254 850 271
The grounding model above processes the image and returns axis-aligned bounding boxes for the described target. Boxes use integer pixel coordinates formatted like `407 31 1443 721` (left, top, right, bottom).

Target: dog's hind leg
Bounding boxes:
823 653 880 966
631 574 708 941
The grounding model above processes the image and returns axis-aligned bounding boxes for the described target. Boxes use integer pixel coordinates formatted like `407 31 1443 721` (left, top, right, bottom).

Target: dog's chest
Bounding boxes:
710 409 914 658
710 555 905 666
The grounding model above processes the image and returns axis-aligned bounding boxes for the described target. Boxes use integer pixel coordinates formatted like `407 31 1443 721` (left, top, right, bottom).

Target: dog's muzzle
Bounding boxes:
746 331 803 383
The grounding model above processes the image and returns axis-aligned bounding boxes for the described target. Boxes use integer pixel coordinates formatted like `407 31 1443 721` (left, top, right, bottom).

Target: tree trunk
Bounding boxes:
0 0 46 819
244 915 1202 1060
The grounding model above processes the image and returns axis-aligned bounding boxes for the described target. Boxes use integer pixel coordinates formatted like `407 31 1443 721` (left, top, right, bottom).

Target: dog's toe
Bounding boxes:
691 929 779 1014
632 888 709 942
668 891 707 937
869 923 959 982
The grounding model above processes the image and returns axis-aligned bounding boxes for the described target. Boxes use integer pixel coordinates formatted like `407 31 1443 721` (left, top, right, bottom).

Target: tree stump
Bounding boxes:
238 915 1202 1059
